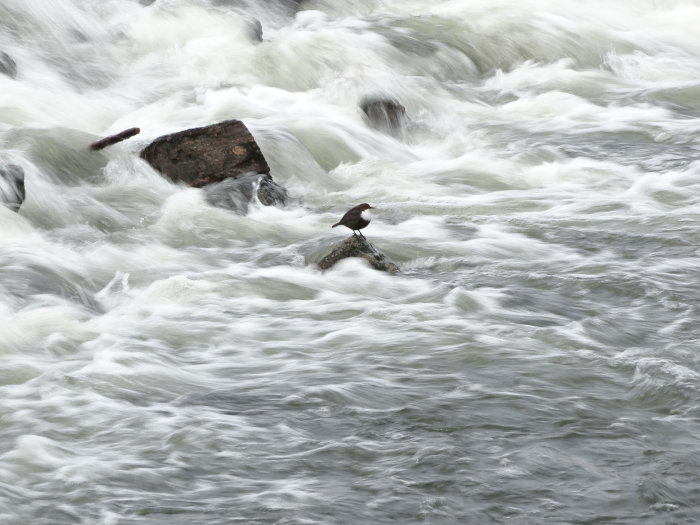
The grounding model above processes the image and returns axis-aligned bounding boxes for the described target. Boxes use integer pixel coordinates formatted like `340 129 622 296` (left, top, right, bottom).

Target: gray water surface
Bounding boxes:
1 0 700 523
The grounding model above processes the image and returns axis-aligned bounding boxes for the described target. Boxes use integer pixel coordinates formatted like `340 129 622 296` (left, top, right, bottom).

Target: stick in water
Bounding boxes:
89 127 141 151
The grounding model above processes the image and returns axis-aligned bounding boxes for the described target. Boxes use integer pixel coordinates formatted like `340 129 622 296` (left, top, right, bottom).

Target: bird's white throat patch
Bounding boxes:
360 208 372 221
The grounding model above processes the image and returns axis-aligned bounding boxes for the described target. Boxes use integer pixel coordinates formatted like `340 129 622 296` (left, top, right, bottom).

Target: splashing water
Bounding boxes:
1 0 700 523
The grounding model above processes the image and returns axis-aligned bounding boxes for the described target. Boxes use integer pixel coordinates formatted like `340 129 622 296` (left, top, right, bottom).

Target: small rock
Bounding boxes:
360 96 406 135
318 235 399 273
0 163 25 212
0 52 17 78
140 119 287 212
257 173 288 205
248 18 263 42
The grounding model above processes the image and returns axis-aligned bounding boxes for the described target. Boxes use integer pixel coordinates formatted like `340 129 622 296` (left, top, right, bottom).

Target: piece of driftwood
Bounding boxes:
89 127 141 151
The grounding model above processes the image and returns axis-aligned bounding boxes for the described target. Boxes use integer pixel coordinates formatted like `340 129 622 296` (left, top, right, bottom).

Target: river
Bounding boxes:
1 1 700 523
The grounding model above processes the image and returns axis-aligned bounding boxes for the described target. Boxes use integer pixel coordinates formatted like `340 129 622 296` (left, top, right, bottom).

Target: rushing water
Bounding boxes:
2 0 700 523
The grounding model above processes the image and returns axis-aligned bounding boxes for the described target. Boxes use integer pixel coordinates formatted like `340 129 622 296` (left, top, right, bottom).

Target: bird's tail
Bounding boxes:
331 222 340 228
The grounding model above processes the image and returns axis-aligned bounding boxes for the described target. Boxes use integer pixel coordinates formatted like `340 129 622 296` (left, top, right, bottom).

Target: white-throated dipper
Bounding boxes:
332 203 373 238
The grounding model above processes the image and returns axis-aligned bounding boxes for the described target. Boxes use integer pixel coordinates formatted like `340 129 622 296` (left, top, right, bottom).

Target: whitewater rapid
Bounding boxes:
2 0 700 523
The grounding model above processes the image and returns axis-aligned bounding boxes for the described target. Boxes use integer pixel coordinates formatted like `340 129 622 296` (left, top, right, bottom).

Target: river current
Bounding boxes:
1 1 700 523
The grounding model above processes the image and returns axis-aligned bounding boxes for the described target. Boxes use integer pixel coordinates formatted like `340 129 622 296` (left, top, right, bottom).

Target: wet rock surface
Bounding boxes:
0 52 17 78
360 96 406 135
0 163 25 212
247 18 263 42
318 235 399 273
202 172 287 214
257 173 288 205
140 120 270 187
140 119 287 211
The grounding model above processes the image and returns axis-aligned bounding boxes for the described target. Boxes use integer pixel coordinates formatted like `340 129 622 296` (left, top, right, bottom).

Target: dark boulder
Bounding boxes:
0 163 25 212
318 235 399 273
360 96 406 135
140 120 269 187
140 119 287 211
0 52 17 78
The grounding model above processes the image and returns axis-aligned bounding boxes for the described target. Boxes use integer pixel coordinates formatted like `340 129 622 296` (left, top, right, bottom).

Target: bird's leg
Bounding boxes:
359 231 366 239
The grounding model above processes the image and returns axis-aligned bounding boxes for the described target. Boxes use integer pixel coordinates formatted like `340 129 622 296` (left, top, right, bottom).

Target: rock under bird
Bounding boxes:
332 203 374 238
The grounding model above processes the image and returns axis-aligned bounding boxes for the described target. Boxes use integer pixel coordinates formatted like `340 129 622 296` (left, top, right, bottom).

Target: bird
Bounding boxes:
332 203 374 238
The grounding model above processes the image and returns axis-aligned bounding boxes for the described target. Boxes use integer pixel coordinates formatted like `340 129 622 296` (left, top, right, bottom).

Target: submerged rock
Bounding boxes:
0 52 17 78
140 119 287 211
318 235 399 273
0 163 25 212
360 96 406 135
247 18 263 42
203 172 261 214
257 173 289 206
